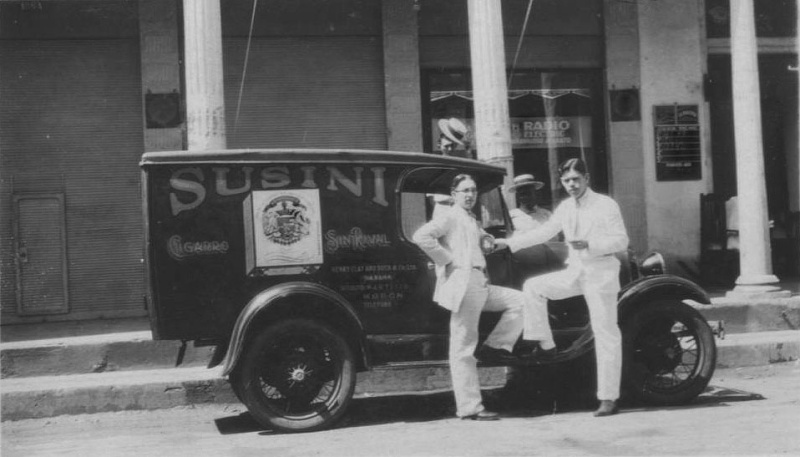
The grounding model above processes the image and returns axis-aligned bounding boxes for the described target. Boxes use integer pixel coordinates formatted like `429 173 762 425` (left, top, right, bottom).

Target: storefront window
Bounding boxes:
426 69 606 209
706 0 797 38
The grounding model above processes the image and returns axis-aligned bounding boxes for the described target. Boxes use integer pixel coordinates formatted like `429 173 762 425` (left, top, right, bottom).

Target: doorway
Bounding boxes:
13 194 69 316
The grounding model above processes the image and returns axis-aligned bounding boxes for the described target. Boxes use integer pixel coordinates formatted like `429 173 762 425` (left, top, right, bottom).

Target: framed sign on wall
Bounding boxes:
653 104 702 181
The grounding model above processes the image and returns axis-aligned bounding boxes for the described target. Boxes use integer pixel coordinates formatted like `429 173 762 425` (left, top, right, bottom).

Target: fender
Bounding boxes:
617 274 711 320
221 281 367 376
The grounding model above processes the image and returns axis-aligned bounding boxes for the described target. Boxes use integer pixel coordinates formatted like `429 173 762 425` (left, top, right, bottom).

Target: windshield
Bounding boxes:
398 185 510 241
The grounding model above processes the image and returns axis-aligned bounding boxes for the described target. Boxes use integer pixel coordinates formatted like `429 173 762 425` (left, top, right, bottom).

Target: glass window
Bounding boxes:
399 181 510 240
706 0 797 38
399 192 429 240
425 69 606 209
478 188 507 230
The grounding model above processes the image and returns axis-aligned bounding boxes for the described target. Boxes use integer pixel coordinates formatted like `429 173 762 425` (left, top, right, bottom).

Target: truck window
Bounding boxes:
400 187 508 240
400 192 428 239
478 187 506 229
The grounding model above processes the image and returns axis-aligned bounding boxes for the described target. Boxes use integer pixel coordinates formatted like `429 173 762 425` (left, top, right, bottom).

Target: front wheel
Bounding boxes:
230 318 357 433
622 300 716 405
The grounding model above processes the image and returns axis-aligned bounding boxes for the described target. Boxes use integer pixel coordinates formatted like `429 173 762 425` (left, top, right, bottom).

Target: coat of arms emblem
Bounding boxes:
262 196 311 245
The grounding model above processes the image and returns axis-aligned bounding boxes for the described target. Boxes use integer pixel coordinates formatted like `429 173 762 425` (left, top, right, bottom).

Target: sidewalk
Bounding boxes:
2 278 798 421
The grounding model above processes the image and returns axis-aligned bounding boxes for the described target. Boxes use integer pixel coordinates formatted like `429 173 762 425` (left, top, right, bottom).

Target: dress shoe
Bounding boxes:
461 410 500 421
520 345 557 362
475 345 518 364
593 400 619 417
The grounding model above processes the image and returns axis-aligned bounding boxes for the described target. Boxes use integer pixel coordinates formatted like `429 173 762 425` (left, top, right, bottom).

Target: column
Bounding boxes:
604 0 648 255
183 0 227 150
382 0 423 152
728 0 785 296
467 0 515 199
139 0 182 152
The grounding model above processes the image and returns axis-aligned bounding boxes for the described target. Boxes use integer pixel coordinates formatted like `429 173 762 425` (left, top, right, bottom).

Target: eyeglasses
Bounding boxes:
453 188 478 194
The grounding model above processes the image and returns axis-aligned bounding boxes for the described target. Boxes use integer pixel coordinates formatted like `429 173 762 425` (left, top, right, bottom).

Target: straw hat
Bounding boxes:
508 174 545 192
437 118 468 146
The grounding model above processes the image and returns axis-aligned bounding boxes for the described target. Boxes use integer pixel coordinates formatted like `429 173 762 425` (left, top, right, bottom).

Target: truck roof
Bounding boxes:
140 148 505 174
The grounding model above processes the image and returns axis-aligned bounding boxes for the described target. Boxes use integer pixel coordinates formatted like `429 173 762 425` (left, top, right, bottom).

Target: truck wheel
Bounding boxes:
231 318 356 433
622 300 716 405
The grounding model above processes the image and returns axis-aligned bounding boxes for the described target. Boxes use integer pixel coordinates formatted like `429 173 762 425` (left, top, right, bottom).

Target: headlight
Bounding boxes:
639 251 666 276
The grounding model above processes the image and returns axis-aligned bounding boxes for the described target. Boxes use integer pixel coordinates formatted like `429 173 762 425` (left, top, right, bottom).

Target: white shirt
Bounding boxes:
507 189 629 264
457 206 487 269
510 206 552 232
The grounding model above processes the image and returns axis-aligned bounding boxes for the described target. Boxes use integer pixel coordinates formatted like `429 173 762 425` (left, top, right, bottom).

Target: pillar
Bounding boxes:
183 0 227 150
139 0 182 152
466 0 515 198
382 0 423 152
604 0 648 255
728 0 786 297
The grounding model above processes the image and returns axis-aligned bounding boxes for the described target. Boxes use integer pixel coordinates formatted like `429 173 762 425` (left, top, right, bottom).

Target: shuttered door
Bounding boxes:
13 194 69 316
223 37 387 149
0 40 145 322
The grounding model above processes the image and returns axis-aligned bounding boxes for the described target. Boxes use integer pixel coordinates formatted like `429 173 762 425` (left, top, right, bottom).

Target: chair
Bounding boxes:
771 210 800 277
700 193 739 286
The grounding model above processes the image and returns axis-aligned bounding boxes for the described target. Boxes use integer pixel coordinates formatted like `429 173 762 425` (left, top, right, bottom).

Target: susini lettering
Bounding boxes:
169 165 388 215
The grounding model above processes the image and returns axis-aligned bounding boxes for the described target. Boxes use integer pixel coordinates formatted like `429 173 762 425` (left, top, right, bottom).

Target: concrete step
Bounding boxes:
1 332 214 379
2 296 798 379
695 295 800 334
0 364 506 421
715 329 800 368
2 329 798 422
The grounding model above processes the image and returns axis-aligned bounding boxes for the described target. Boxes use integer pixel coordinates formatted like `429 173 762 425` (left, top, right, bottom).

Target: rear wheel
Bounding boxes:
623 300 716 405
230 318 357 433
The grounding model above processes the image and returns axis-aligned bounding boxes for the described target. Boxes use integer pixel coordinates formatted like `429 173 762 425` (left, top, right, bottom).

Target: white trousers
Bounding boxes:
522 262 622 401
449 269 525 417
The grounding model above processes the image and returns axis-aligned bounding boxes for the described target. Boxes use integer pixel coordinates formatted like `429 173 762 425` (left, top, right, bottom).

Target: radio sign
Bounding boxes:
511 116 592 149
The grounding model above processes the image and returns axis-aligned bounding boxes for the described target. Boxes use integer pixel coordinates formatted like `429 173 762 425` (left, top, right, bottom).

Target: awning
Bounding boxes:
430 89 591 102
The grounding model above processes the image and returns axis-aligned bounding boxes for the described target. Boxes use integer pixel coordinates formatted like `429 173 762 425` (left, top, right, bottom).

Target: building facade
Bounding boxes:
1 0 797 324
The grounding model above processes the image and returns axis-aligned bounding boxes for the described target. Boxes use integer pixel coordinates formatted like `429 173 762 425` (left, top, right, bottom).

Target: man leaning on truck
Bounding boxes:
413 173 549 421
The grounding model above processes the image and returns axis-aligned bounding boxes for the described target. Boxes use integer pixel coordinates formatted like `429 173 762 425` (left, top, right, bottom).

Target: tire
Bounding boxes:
622 300 717 405
230 318 357 433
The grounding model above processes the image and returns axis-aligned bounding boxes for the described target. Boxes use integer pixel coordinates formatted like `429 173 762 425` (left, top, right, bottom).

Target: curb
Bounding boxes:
4 329 799 422
1 333 214 378
1 367 235 421
701 297 800 334
715 330 800 368
0 365 508 422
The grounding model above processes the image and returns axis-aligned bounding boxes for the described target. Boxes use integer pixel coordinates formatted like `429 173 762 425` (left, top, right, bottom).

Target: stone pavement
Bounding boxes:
1 279 798 422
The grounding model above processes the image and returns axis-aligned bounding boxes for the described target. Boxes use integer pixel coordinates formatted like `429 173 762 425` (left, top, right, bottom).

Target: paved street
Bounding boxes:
3 363 799 457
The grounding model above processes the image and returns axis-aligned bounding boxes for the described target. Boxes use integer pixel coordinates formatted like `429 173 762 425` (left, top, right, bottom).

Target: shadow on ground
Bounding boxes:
213 361 765 436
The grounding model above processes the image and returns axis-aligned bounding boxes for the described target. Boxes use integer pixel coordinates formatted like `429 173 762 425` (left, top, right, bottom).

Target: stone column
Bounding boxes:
728 0 785 297
604 0 648 255
183 0 227 150
382 0 423 152
139 0 182 152
466 0 515 199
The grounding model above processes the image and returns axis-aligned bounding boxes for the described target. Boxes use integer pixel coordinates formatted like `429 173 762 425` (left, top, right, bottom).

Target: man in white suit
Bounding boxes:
496 158 630 417
413 174 531 421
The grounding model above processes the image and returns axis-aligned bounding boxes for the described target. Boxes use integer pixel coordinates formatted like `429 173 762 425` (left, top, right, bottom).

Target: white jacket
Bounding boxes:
413 205 486 313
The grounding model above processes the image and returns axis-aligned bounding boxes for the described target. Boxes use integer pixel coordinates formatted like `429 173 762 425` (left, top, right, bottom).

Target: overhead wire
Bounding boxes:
508 0 535 89
234 0 259 137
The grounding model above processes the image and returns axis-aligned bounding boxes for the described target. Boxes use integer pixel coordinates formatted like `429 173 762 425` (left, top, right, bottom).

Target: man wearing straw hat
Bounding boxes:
437 117 471 158
508 174 552 232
